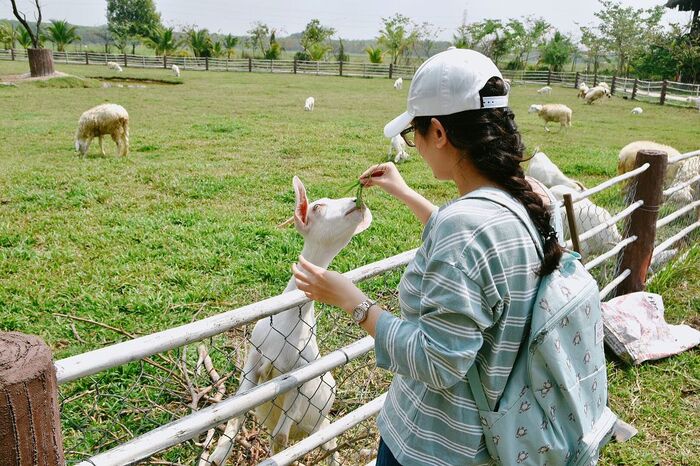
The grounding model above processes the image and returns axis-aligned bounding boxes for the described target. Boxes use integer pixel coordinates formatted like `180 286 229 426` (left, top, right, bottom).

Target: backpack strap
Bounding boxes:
466 363 492 411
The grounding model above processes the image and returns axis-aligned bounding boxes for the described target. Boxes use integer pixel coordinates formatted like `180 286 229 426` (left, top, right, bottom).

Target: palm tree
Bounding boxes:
186 28 213 57
308 42 331 61
222 34 238 59
143 26 179 56
365 46 384 64
0 22 19 49
17 27 37 49
46 20 80 52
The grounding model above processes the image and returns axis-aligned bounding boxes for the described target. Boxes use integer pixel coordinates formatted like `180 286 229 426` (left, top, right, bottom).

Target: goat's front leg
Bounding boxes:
99 136 106 156
270 388 304 454
544 122 550 132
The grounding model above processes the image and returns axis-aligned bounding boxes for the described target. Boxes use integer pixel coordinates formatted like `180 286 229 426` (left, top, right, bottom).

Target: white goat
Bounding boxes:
584 86 610 104
171 64 180 77
537 85 552 95
526 151 584 192
388 135 409 163
106 61 123 72
393 77 403 90
528 103 572 132
577 82 589 99
550 184 622 257
687 96 700 111
304 96 315 111
631 107 643 115
74 103 129 157
206 176 372 466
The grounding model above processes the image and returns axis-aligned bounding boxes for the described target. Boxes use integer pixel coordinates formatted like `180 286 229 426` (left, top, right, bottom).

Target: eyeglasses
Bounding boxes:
400 126 416 147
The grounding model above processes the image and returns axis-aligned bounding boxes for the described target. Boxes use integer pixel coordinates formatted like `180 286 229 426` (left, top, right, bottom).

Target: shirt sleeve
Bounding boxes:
374 259 495 390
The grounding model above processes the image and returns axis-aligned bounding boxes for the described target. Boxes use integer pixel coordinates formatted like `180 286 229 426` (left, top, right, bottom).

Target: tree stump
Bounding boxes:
0 332 64 465
27 48 55 77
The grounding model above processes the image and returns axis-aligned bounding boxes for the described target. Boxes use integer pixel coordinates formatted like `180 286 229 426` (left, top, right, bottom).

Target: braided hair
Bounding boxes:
413 77 562 275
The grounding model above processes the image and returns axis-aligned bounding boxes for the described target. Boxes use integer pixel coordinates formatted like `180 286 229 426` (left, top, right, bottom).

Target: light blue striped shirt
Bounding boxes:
375 187 544 466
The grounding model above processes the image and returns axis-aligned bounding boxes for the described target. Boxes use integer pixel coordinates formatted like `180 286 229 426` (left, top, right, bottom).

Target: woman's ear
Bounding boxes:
430 118 449 149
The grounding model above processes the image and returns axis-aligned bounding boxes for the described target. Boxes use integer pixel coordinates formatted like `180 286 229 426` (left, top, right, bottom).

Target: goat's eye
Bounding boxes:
312 204 320 212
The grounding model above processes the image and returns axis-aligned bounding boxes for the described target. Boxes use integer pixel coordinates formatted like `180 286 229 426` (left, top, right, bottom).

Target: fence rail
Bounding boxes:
2 49 700 108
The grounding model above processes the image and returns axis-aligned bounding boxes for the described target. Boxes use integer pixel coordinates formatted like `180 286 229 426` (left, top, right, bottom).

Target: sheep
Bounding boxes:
584 86 610 104
304 96 315 111
598 81 610 91
526 151 585 192
537 85 552 95
171 64 180 77
528 103 572 132
667 155 700 205
550 184 622 257
388 135 409 163
631 107 643 115
74 103 129 157
577 82 589 99
206 176 372 466
106 61 123 72
393 77 403 90
687 96 700 111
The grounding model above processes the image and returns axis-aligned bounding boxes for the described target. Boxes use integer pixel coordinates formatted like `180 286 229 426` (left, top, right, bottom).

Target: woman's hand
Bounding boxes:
359 162 410 199
292 256 368 312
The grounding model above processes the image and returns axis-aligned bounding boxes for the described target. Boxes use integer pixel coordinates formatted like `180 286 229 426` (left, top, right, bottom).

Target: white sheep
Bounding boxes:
550 184 622 257
667 155 700 205
304 96 315 111
686 96 700 111
388 135 409 163
528 103 572 132
584 86 610 104
537 85 552 95
631 107 643 115
577 82 589 99
106 61 123 72
393 77 403 90
598 81 610 91
526 151 585 192
171 64 180 77
74 103 129 157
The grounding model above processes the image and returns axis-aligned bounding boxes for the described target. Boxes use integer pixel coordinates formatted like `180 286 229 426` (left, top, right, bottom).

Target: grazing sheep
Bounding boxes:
388 135 409 163
577 82 589 98
617 140 681 180
584 86 610 104
106 61 123 72
393 77 403 90
74 103 129 157
550 184 622 257
528 103 572 132
171 64 180 77
526 151 585 192
537 85 552 95
304 96 315 111
631 107 643 115
687 96 700 111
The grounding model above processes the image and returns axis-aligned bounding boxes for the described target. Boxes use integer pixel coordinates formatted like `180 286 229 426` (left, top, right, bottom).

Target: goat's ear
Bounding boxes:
353 208 373 235
293 176 309 229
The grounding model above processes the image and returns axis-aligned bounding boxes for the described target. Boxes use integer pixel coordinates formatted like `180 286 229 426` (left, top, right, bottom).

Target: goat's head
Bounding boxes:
528 104 542 114
75 137 89 155
292 176 372 252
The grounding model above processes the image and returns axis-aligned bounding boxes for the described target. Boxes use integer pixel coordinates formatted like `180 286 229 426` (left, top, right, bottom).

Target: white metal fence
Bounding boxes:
48 148 699 465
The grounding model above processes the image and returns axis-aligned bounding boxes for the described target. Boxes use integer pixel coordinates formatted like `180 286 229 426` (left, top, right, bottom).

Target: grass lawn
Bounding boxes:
1 60 698 465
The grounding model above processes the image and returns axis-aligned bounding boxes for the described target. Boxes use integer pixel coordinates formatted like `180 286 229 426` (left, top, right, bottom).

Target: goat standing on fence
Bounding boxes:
206 176 371 466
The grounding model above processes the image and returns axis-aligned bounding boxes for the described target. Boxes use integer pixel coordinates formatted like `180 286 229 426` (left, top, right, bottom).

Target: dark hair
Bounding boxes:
413 77 562 275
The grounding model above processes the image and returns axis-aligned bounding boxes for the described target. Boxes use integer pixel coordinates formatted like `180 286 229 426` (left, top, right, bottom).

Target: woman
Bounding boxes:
292 48 562 466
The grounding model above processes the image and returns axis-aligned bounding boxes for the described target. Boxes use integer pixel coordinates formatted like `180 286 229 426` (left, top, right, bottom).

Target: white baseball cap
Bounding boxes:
384 48 508 138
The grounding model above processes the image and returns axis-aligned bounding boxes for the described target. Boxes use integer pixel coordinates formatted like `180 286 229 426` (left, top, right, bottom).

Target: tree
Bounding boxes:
247 22 270 58
414 22 443 59
186 28 213 57
665 0 700 37
300 19 335 61
264 28 281 60
539 31 575 71
595 0 664 75
106 0 162 54
10 0 54 76
523 18 550 68
365 46 384 63
579 25 608 74
222 34 238 59
0 22 18 49
334 38 349 62
143 26 179 56
94 27 114 53
46 20 80 52
17 27 34 49
378 14 417 65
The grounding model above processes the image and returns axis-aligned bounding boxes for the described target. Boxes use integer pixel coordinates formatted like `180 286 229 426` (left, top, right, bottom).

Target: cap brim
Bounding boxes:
383 111 413 138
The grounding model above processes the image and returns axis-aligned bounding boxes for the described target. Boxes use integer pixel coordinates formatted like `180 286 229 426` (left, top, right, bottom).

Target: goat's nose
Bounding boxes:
351 198 357 203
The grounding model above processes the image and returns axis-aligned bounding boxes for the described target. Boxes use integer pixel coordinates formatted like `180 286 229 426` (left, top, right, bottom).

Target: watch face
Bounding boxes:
353 307 365 322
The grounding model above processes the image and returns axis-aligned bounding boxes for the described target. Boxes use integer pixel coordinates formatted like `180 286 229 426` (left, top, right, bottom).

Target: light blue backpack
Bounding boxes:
467 195 618 466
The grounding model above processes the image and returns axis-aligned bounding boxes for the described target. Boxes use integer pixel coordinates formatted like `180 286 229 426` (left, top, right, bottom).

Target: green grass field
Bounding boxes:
1 60 699 465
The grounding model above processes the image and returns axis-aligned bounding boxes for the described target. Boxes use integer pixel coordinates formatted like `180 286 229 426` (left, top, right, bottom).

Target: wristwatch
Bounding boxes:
352 299 376 324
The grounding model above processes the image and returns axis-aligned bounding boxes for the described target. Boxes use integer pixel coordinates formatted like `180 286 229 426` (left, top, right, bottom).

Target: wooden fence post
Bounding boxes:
163 55 167 69
85 51 89 65
611 76 617 95
547 69 552 85
123 53 127 67
293 58 297 74
660 79 668 105
248 57 252 72
563 194 582 255
389 63 393 79
574 71 580 89
632 78 638 100
205 56 209 71
10 48 15 60
0 332 64 465
339 60 343 77
614 150 668 296
593 72 598 87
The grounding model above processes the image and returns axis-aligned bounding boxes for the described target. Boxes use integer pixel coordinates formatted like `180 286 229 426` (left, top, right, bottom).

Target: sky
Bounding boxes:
1 0 694 41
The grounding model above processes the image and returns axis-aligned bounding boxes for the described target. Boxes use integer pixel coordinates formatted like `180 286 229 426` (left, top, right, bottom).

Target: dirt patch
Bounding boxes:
0 71 71 84
88 76 181 85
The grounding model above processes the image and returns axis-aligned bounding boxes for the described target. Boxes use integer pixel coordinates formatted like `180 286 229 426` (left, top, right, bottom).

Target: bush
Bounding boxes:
294 51 311 61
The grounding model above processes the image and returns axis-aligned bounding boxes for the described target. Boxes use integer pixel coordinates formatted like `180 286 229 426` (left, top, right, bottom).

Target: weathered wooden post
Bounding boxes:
85 51 89 65
389 63 393 79
339 60 343 77
0 332 64 465
593 72 598 87
660 79 668 105
205 56 209 71
547 69 552 85
10 48 15 60
163 55 167 69
611 76 617 95
293 58 297 74
614 150 667 296
248 57 252 72
123 53 127 67
563 194 582 255
632 78 638 100
574 71 580 89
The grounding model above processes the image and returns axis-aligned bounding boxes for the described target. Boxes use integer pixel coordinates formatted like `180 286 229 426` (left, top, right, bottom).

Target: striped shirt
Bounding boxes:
375 187 545 466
